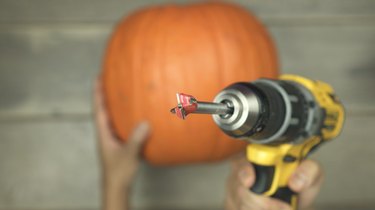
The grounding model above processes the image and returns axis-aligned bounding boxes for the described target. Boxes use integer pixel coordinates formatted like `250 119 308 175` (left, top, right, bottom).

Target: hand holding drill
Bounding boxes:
171 75 344 210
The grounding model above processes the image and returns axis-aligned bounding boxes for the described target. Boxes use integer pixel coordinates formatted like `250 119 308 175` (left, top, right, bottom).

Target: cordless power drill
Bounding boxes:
171 74 345 210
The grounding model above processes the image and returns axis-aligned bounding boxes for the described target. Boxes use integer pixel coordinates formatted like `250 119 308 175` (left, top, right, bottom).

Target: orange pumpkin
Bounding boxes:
102 1 279 165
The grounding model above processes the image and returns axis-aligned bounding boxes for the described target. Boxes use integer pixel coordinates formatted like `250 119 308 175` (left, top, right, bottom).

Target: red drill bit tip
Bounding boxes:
170 93 198 120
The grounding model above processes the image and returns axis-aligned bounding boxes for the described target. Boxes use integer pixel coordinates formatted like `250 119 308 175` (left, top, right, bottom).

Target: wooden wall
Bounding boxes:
1 0 375 209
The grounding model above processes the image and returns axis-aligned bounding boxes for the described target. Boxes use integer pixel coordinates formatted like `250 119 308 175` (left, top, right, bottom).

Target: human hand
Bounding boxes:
94 79 150 190
225 153 324 210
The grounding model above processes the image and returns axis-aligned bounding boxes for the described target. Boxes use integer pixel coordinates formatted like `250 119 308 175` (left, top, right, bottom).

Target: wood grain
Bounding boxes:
0 0 374 22
1 25 374 116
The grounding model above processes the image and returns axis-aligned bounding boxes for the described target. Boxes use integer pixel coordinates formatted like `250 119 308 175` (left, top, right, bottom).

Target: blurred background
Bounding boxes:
1 0 375 210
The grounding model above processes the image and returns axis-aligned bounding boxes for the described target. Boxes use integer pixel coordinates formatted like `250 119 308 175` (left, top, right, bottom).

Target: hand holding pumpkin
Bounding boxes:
94 79 150 210
102 2 278 165
226 154 324 210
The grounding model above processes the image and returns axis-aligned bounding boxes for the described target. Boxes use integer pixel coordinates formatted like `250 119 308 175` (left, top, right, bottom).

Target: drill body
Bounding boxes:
171 74 345 210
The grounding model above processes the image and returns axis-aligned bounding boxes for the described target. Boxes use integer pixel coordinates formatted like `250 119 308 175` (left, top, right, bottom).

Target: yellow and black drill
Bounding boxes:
171 75 345 210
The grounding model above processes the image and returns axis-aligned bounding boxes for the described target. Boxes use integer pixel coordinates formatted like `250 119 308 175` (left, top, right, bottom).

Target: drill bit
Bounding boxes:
170 93 233 119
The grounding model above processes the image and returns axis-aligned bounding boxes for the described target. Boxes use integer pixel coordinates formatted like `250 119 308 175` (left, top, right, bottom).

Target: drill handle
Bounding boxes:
250 163 298 207
247 144 301 210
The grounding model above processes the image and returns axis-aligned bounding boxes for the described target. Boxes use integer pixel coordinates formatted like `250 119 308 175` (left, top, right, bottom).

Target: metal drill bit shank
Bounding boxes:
195 101 232 115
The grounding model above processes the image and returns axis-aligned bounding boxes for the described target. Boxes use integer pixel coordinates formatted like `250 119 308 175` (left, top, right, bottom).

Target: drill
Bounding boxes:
170 74 345 210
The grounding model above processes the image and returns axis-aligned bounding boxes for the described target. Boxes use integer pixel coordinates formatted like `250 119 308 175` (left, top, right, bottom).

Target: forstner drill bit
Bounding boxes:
170 93 233 119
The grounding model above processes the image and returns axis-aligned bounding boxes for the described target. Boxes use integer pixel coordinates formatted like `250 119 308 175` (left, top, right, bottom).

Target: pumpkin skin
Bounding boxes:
102 1 279 165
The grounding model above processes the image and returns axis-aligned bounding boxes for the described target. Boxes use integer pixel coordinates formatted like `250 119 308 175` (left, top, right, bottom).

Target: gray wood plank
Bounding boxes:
1 114 375 208
0 26 110 117
0 0 375 23
314 115 375 205
1 207 375 210
271 25 375 112
1 24 374 117
0 120 100 208
133 161 229 209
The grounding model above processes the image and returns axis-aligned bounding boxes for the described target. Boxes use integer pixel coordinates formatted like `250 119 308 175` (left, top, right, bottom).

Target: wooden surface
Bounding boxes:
1 0 375 22
1 25 375 116
1 0 375 209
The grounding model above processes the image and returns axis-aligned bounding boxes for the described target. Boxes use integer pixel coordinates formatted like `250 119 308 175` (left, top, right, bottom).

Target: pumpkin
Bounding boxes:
102 1 279 165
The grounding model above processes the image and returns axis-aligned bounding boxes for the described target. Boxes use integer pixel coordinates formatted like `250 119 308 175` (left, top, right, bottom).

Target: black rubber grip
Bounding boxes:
271 186 296 204
250 164 275 193
250 163 297 207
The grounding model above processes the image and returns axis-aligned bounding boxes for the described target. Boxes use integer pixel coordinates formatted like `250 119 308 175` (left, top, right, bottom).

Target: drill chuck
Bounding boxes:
213 79 323 145
212 83 266 139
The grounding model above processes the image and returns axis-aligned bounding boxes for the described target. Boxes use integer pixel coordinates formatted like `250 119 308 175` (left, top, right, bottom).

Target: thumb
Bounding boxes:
127 121 150 155
238 163 256 188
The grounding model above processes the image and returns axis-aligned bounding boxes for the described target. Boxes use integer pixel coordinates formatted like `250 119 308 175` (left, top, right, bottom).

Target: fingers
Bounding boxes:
238 163 255 188
289 159 323 192
94 77 150 154
127 122 150 155
288 160 324 209
237 183 291 210
94 78 114 141
228 159 322 210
